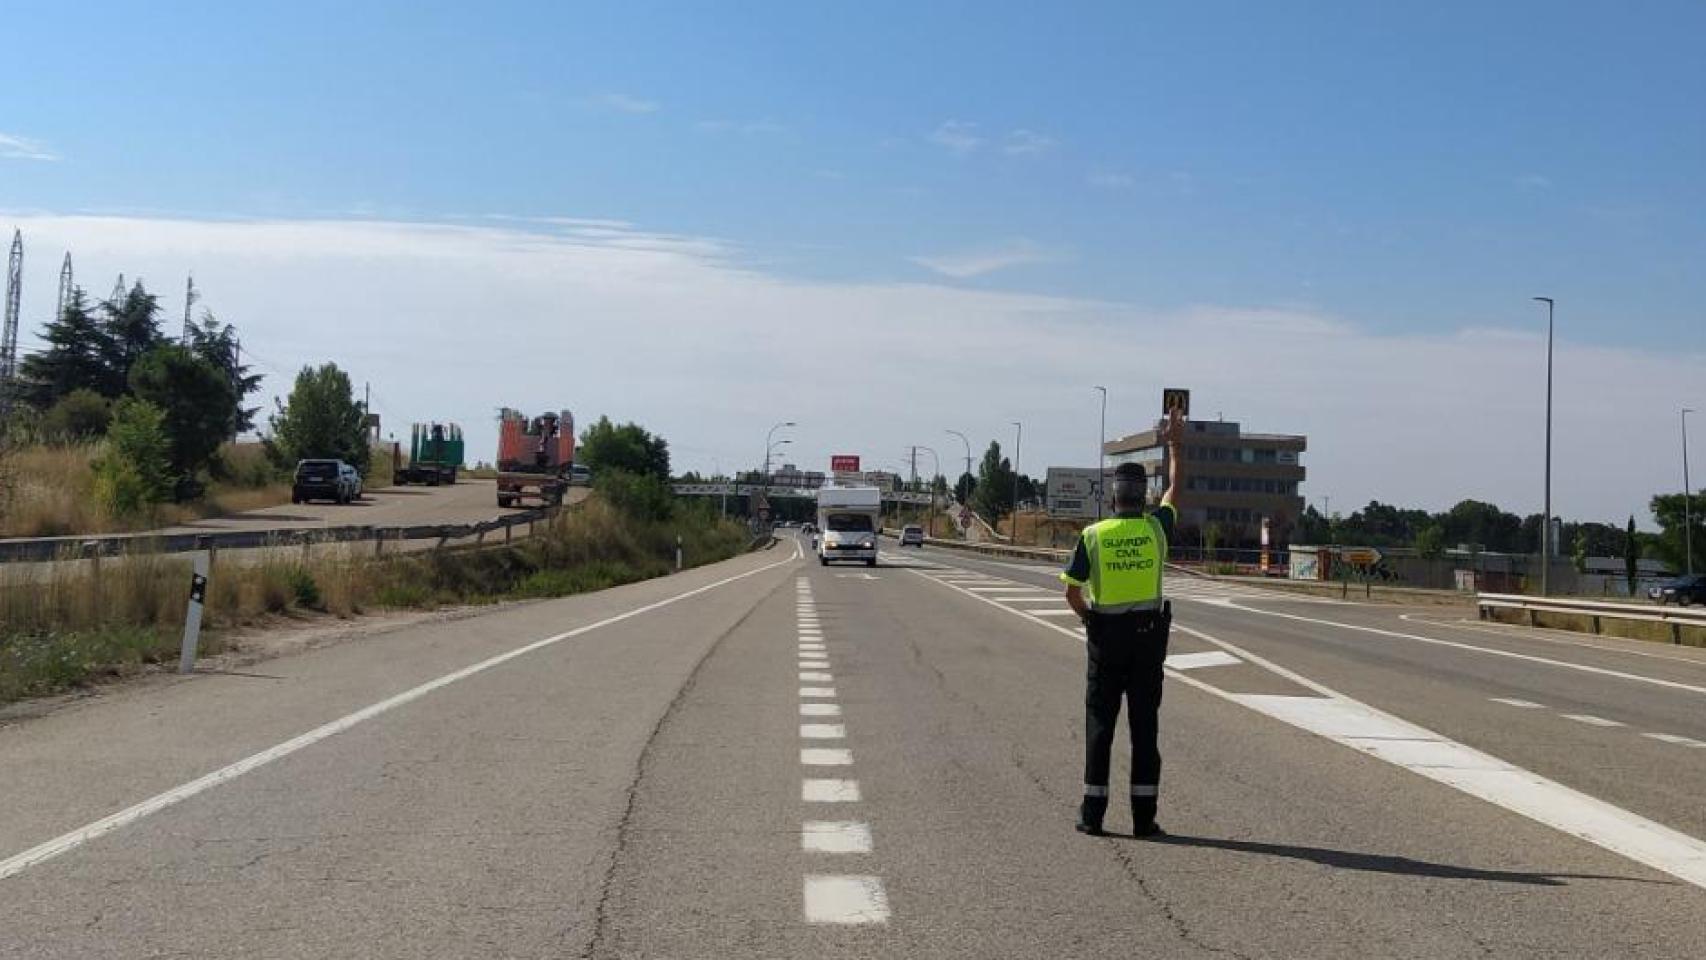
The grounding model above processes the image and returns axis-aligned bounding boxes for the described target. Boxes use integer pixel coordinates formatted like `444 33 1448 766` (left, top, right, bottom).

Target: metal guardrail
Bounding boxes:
0 505 561 563
1477 592 1706 643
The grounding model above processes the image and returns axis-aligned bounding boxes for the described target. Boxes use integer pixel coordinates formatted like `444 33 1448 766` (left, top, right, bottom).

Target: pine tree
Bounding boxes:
17 289 115 406
98 281 164 396
188 313 263 435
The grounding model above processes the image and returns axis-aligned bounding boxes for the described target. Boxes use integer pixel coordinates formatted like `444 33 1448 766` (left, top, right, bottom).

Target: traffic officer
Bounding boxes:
1060 409 1185 836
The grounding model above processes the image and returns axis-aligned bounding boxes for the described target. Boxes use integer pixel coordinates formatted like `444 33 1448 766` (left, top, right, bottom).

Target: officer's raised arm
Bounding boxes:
1159 408 1185 510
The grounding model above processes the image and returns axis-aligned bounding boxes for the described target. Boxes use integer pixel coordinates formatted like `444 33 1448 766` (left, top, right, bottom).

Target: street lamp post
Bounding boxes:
1094 386 1108 522
1011 421 1023 542
945 429 972 503
760 420 794 528
1685 408 1696 576
762 420 795 482
917 445 941 536
1533 297 1554 596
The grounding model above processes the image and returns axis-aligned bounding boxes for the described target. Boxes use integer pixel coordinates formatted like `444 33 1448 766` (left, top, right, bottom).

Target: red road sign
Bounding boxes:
830 455 860 472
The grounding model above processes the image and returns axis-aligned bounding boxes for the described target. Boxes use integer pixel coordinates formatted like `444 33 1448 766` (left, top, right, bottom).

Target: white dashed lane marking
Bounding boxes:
802 821 873 853
1561 714 1626 728
800 703 842 717
802 779 861 802
800 687 836 698
1489 698 1548 709
804 875 891 924
1165 650 1241 671
1644 733 1706 748
800 724 846 739
799 671 834 682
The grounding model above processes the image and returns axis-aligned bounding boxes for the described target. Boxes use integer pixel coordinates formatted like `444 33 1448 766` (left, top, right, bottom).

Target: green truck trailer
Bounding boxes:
396 422 464 485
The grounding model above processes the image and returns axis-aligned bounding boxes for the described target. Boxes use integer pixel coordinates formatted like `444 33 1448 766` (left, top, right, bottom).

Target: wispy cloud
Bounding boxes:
1515 173 1553 190
910 239 1054 278
0 133 57 161
928 120 983 154
1002 129 1055 155
1087 171 1134 189
588 92 660 114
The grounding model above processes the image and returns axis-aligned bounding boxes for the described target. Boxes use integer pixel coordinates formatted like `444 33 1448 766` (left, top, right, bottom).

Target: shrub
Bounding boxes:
92 399 173 518
43 389 112 441
595 469 676 522
287 566 322 609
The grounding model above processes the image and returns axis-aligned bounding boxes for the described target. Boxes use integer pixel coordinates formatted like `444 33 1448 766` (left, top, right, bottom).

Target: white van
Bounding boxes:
816 486 882 567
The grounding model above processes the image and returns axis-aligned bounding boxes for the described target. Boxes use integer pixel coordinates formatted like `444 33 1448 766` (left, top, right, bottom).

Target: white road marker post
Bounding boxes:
178 550 210 674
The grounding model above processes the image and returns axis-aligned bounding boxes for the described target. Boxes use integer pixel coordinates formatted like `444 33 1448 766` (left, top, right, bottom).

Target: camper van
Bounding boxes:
816 486 882 567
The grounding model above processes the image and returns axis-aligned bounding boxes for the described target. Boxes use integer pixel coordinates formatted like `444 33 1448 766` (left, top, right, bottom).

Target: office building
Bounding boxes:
1104 418 1307 544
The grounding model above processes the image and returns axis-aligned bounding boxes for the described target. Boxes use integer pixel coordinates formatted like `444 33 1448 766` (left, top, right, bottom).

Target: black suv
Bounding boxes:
292 459 359 504
1649 575 1706 606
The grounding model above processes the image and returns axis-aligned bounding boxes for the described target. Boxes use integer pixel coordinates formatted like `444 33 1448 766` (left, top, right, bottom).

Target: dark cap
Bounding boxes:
1112 462 1146 484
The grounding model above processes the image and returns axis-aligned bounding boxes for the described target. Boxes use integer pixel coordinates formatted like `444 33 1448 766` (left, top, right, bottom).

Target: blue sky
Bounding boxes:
3 1 1703 520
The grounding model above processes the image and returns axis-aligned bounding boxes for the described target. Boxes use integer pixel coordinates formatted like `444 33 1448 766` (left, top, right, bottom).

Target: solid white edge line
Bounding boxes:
0 554 799 882
909 567 1706 891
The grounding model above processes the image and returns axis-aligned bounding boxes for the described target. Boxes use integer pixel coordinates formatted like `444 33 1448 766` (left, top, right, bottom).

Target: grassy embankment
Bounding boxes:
0 442 290 538
0 493 752 704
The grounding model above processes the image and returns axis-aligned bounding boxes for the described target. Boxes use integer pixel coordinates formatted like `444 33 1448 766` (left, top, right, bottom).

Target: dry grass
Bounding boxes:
1484 606 1706 648
0 441 289 537
1 492 751 703
0 444 108 537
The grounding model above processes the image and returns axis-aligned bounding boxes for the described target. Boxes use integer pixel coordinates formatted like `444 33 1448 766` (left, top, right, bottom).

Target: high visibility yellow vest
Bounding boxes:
1077 515 1165 612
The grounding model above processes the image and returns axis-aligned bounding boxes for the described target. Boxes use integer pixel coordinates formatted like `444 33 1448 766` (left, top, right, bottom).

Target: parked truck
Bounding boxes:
395 422 464 486
816 485 882 567
496 408 575 507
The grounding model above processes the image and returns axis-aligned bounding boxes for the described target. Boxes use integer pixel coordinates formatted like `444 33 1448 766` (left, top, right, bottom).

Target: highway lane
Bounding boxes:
2 534 1704 957
912 541 1706 843
153 478 524 535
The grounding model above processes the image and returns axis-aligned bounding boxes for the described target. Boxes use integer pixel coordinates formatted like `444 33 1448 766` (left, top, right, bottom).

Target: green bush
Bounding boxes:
287 567 322 609
43 389 112 441
594 469 677 522
92 398 173 517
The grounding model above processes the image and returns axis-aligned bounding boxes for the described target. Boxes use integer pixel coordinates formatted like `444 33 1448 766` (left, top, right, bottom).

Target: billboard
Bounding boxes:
1045 467 1114 520
830 455 861 473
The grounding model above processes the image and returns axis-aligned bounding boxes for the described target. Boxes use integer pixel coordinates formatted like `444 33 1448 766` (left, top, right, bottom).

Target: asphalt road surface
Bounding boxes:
155 478 522 535
3 531 1704 958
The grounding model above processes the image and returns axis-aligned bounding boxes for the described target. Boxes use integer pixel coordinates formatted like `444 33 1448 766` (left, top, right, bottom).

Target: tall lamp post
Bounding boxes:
762 420 795 481
917 445 941 535
1094 386 1108 521
1685 408 1696 576
760 420 794 528
945 429 972 503
1533 297 1554 596
1011 421 1023 542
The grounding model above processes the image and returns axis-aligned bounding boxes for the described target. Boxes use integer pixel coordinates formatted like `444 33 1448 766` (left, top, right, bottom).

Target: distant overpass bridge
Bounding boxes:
672 483 935 505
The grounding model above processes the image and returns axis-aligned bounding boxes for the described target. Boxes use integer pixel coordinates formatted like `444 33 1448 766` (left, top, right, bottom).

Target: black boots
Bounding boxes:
1075 795 1108 835
1132 797 1161 838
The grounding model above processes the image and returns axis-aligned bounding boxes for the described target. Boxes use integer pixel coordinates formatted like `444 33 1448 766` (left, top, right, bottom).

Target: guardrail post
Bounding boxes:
1589 614 1601 635
1526 608 1538 627
375 530 385 557
1672 621 1683 645
477 528 487 544
301 535 312 565
675 534 683 572
178 550 210 674
505 522 513 544
82 541 102 618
